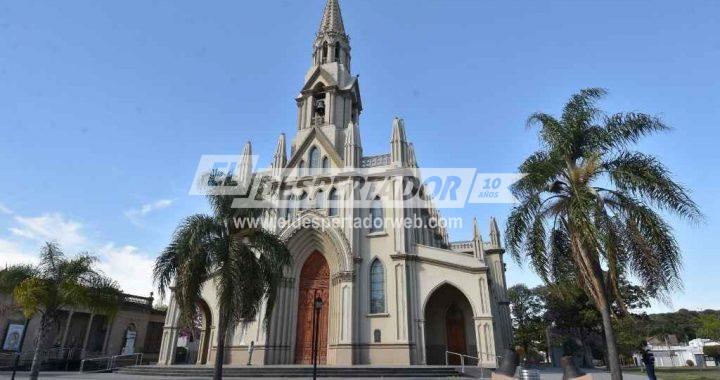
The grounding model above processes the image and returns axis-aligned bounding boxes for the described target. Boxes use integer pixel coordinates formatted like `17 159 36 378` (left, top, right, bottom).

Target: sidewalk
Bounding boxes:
0 369 649 380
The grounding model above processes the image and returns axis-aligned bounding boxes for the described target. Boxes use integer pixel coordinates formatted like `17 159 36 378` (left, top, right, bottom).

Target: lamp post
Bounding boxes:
312 296 323 380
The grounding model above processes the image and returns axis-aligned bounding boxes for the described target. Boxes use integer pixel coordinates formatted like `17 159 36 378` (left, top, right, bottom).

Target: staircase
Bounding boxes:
117 365 466 377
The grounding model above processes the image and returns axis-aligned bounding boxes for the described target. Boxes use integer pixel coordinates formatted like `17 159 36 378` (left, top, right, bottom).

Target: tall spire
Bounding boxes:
318 0 346 37
473 217 484 260
490 217 501 248
390 117 408 167
344 121 362 168
238 141 253 184
311 0 351 68
272 134 287 177
407 143 417 167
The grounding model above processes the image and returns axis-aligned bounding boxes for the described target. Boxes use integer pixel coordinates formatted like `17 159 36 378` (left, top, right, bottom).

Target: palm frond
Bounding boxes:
603 151 703 221
0 264 37 294
601 112 670 149
505 194 542 261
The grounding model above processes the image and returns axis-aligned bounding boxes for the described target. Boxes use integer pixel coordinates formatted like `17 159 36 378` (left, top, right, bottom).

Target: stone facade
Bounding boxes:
0 292 165 363
157 0 512 368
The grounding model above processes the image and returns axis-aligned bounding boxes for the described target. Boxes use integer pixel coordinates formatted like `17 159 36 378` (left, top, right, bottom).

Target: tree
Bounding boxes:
697 314 720 341
613 314 651 362
0 242 121 380
704 345 720 365
154 172 291 380
505 88 701 380
542 282 604 367
507 284 546 360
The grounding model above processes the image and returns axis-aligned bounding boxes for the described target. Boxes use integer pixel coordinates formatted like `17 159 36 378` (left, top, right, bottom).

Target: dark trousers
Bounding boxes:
645 364 656 380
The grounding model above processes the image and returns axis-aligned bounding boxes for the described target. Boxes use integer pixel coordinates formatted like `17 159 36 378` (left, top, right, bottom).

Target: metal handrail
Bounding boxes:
445 350 504 377
0 347 77 369
79 353 143 373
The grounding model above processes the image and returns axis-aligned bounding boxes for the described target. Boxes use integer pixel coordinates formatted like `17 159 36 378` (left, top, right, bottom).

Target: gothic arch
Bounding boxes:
422 282 478 365
422 280 478 317
279 210 353 275
196 298 213 365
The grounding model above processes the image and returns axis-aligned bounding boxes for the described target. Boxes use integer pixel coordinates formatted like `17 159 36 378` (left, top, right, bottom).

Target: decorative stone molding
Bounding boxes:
331 271 354 285
278 210 354 273
361 154 391 168
390 253 487 274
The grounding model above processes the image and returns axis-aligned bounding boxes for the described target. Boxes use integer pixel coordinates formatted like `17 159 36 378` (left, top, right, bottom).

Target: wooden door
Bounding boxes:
445 303 466 365
294 251 330 364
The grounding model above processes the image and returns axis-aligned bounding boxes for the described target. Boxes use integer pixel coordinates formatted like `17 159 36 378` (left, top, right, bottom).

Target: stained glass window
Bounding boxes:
328 188 338 216
370 197 384 232
370 259 385 314
309 147 320 175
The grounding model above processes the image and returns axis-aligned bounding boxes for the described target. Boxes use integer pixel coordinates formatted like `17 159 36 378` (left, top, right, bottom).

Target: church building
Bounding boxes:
157 0 513 368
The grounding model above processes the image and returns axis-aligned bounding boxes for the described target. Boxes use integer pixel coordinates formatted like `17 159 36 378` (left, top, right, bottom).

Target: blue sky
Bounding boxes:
0 0 718 312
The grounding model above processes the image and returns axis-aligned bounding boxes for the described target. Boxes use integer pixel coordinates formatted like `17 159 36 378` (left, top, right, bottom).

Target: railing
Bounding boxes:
0 348 78 371
450 240 474 252
0 352 22 370
121 293 154 307
445 350 504 377
445 351 480 375
360 154 391 168
79 353 143 373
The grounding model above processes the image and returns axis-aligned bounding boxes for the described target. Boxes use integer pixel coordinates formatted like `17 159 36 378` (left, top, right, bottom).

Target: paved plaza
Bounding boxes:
0 369 649 380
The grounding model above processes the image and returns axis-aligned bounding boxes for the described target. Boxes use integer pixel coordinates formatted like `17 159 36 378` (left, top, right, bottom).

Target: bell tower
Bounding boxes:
293 0 362 158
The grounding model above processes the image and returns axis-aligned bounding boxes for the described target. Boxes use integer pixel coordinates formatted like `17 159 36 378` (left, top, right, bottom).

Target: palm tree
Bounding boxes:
505 88 701 380
154 173 291 380
0 242 121 380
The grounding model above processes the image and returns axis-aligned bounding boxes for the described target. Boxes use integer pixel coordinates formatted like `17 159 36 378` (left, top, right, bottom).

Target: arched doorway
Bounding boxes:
172 301 212 365
294 251 329 364
424 283 477 365
121 323 137 355
196 300 212 365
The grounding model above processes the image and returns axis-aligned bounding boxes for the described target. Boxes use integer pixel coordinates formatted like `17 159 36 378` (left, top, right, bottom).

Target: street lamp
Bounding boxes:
312 296 323 380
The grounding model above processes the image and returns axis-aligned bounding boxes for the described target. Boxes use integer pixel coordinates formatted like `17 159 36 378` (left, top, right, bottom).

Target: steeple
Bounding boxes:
318 0 346 37
293 0 361 158
312 0 351 68
271 134 287 177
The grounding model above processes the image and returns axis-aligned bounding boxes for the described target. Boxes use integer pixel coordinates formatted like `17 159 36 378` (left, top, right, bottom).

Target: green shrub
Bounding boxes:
704 345 720 359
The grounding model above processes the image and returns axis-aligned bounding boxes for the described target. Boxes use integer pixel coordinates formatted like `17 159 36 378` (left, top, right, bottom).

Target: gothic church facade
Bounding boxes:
158 0 513 367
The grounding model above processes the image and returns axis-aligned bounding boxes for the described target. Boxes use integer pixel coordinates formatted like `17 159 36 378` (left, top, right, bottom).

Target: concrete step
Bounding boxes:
116 365 465 377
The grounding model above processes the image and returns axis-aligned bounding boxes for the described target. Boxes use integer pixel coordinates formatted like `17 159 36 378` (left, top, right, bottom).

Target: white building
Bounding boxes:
157 0 513 368
636 338 719 368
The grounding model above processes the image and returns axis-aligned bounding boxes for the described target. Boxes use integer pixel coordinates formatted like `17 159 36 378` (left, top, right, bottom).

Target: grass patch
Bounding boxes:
625 367 720 380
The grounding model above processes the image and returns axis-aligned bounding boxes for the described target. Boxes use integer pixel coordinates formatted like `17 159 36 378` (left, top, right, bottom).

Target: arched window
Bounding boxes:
328 188 338 217
280 193 289 220
298 160 305 177
314 189 325 210
370 196 384 232
299 191 308 211
370 259 385 314
322 42 328 63
309 147 320 175
287 194 296 220
322 157 329 174
334 42 340 61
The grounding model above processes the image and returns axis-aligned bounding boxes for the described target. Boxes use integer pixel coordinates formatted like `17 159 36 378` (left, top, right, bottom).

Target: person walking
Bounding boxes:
640 342 657 380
